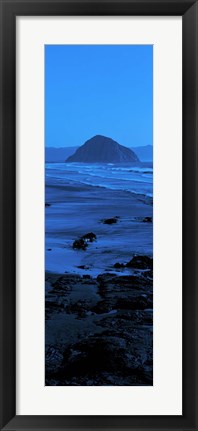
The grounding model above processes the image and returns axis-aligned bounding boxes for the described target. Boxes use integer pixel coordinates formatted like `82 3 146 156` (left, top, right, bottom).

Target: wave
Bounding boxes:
75 170 152 184
46 162 153 198
111 167 153 174
85 182 153 203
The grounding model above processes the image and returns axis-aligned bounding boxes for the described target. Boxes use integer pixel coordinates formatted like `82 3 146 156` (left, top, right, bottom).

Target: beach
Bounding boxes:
45 162 153 385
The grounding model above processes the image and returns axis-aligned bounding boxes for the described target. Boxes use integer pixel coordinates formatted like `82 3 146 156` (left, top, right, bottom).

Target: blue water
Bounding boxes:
45 162 153 198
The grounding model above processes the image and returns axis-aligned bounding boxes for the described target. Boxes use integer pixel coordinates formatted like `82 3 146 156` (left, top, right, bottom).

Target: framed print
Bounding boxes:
0 0 198 430
45 44 154 388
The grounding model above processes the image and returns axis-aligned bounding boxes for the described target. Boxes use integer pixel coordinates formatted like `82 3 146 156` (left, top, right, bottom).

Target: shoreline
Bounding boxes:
45 179 153 276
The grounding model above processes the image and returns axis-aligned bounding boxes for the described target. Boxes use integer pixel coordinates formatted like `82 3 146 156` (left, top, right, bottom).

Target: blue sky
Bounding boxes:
45 45 153 148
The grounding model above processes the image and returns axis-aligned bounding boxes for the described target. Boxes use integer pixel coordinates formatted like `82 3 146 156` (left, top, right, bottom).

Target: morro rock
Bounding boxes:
66 135 139 163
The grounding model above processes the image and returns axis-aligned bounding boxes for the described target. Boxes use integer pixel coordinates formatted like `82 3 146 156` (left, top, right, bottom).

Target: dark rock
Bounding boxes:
45 299 66 319
73 232 97 250
116 295 151 310
143 310 153 324
143 269 153 279
45 346 64 373
62 336 127 376
73 238 88 250
114 262 125 269
47 248 52 251
113 255 153 273
102 216 119 225
66 135 139 163
82 274 91 279
126 255 153 270
45 270 153 386
65 300 90 317
52 275 76 292
46 334 152 385
143 217 152 223
91 300 112 314
97 273 117 283
77 265 90 270
81 232 97 242
45 203 51 207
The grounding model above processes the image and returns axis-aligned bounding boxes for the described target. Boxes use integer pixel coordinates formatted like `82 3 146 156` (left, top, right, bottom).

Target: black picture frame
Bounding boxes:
0 0 198 430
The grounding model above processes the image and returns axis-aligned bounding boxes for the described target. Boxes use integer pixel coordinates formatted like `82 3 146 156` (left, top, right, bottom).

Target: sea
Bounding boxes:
45 161 153 198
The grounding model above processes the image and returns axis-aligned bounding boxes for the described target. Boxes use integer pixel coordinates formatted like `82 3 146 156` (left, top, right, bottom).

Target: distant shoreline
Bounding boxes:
45 145 153 163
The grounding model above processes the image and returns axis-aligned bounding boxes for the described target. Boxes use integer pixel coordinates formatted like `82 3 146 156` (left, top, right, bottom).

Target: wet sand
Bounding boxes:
45 180 152 276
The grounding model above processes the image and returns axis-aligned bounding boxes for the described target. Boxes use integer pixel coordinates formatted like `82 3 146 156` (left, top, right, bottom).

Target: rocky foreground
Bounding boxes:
45 255 153 386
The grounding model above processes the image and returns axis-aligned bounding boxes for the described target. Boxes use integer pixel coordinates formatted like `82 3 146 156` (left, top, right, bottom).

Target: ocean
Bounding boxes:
46 161 153 197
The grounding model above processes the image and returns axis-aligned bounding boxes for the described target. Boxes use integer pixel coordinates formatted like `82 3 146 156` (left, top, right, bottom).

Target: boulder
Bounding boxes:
73 238 88 250
81 232 97 242
102 216 119 225
143 217 152 223
126 255 153 270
